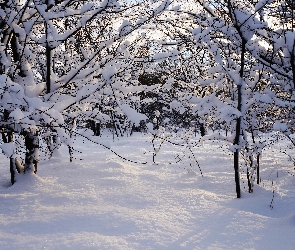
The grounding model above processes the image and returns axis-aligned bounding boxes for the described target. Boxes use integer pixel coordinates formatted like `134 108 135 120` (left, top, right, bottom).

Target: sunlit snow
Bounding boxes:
0 132 294 249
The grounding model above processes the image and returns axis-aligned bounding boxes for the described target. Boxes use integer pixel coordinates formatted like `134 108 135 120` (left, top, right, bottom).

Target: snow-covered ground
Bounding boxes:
0 132 294 249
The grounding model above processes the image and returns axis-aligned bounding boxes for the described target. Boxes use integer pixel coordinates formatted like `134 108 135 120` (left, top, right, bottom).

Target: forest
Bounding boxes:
1 1 295 248
0 0 295 200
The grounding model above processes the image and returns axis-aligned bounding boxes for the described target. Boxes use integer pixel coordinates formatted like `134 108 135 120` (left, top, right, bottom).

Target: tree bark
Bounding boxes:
200 123 206 137
233 83 242 198
23 131 39 174
6 132 16 184
232 36 247 198
46 0 52 94
256 153 260 184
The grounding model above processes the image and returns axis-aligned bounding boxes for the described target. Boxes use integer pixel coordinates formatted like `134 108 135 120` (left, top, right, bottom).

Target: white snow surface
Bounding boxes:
0 132 294 249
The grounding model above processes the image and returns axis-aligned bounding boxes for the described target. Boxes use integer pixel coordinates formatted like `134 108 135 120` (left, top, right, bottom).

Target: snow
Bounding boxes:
255 0 274 11
153 49 179 62
12 23 26 40
9 108 25 122
233 9 266 41
118 20 133 36
0 142 15 157
102 65 117 83
285 31 295 54
120 104 147 126
80 3 94 14
0 132 294 249
273 121 289 133
170 100 186 114
153 0 171 16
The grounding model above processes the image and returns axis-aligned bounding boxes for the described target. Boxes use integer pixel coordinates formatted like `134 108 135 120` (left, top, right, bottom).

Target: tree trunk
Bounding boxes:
200 123 206 137
95 122 101 136
233 92 242 198
68 144 73 162
46 0 52 94
233 148 241 198
10 157 16 184
256 153 260 184
23 131 39 174
6 132 16 185
232 36 247 198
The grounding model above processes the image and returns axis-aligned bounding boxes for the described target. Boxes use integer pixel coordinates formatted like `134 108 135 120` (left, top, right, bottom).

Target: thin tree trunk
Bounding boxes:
2 109 17 184
247 158 254 193
233 137 241 197
256 153 260 184
95 122 101 136
200 123 206 137
24 131 39 174
2 132 8 143
68 133 73 162
233 84 242 198
10 157 15 184
232 37 247 198
6 132 16 184
45 0 51 94
68 144 73 162
46 44 51 93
